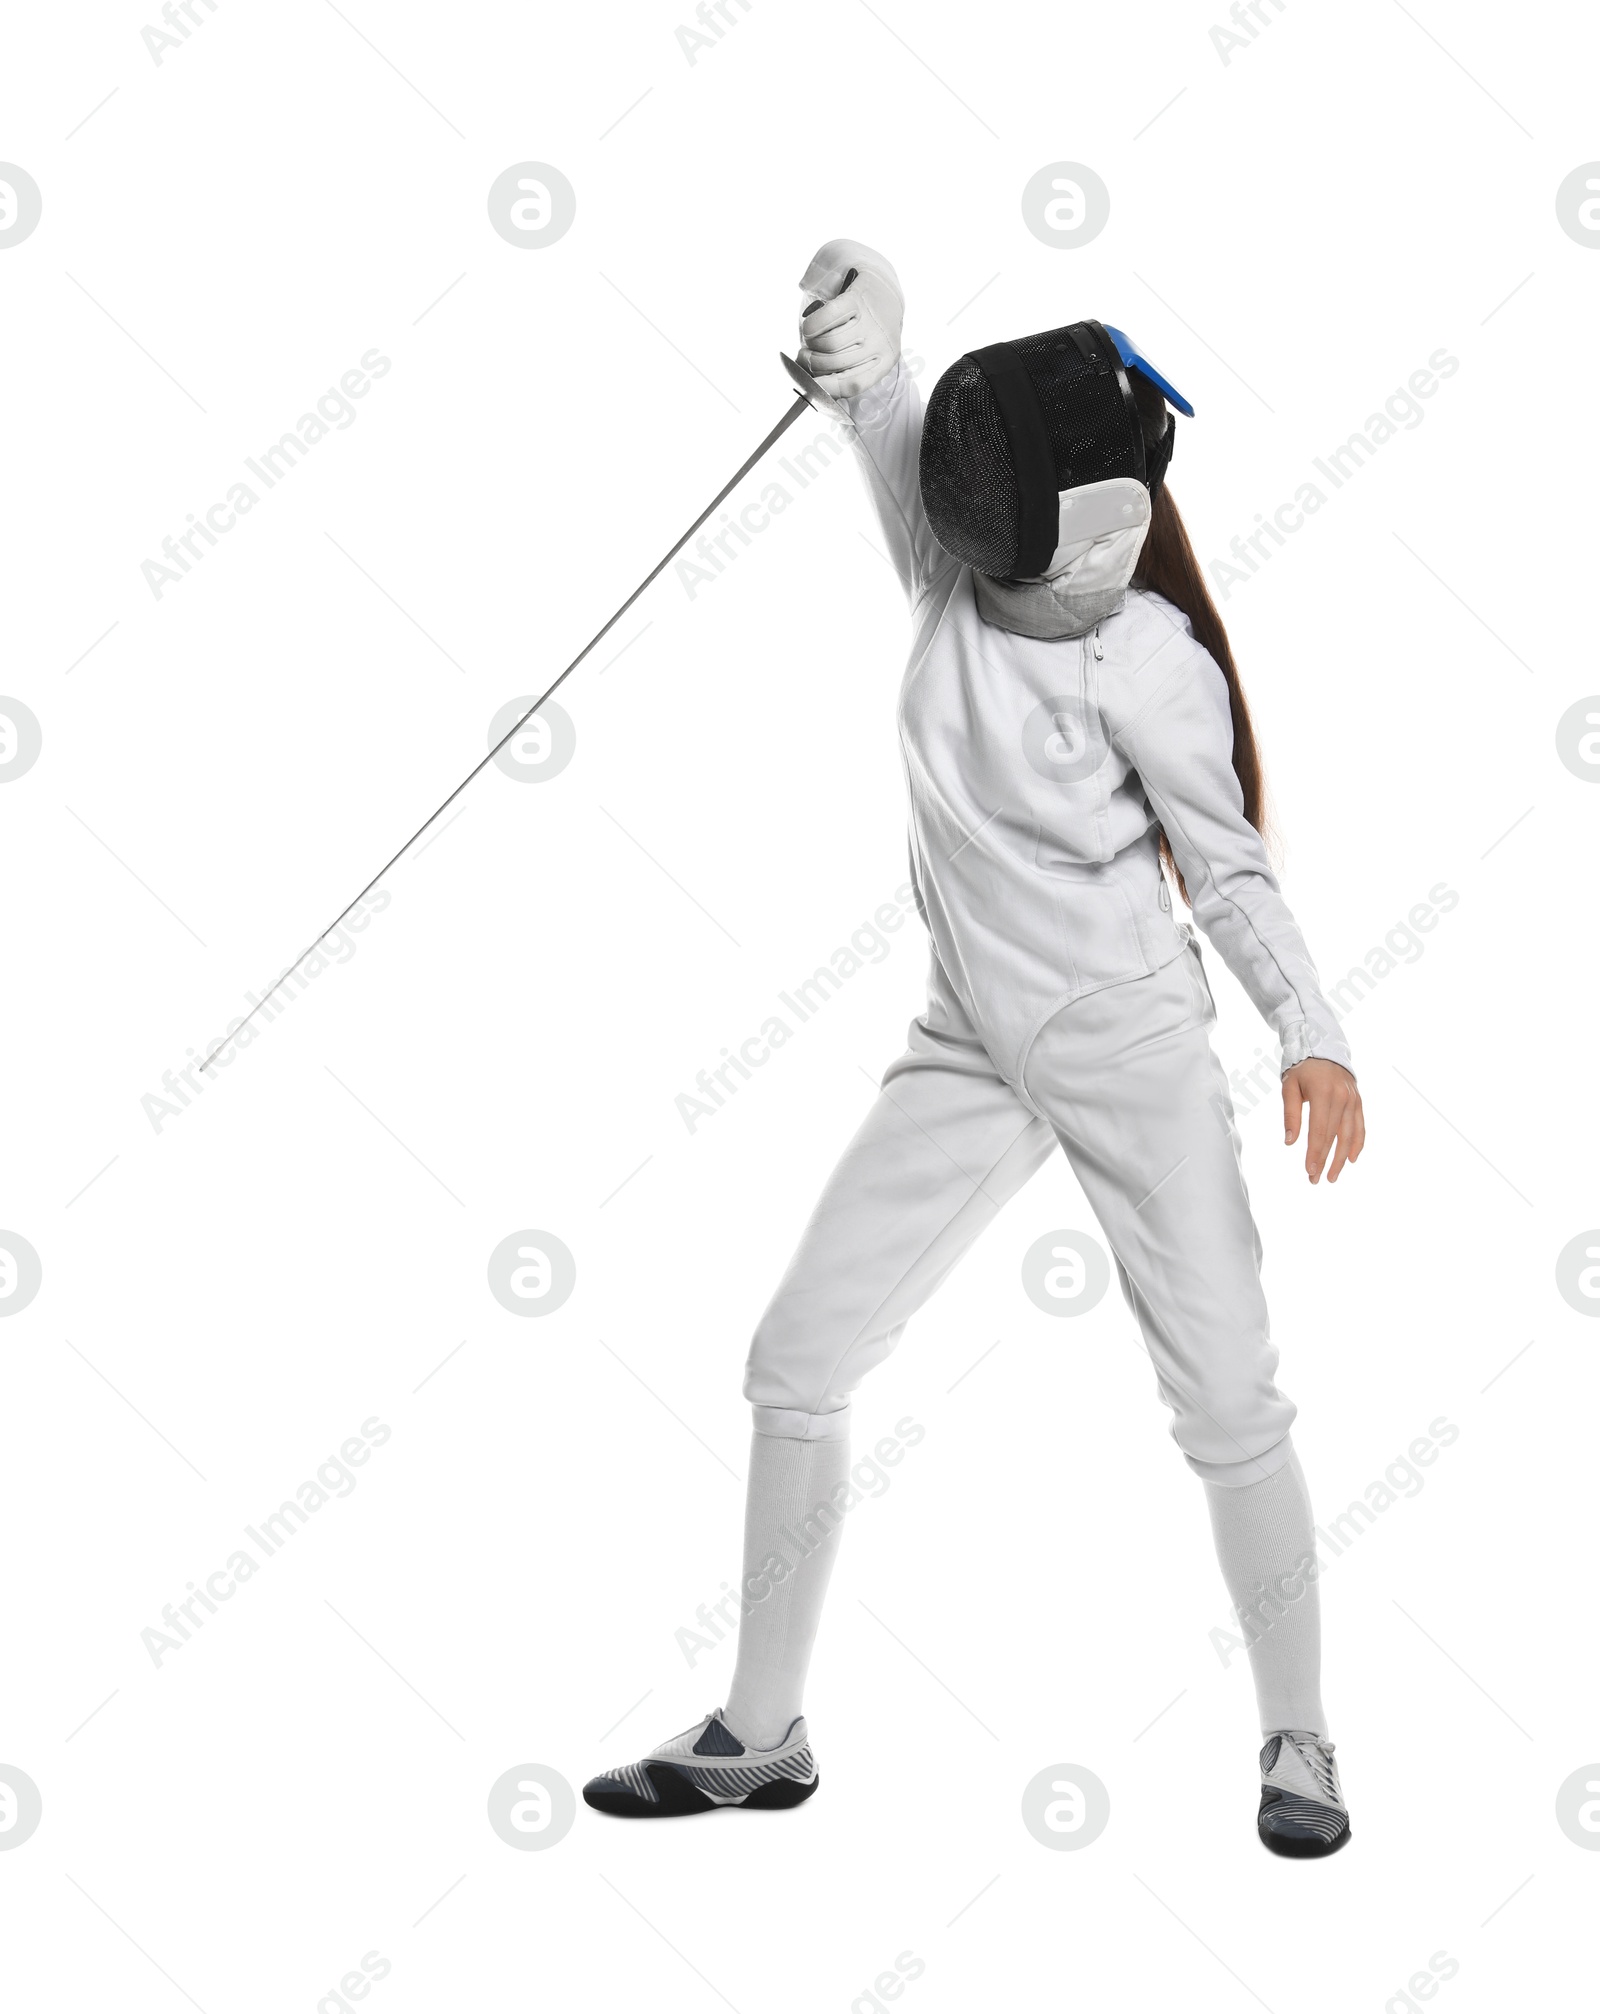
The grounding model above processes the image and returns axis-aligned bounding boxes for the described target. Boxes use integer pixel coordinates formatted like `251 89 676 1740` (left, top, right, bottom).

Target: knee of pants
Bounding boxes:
1166 1363 1297 1487
742 1306 904 1442
1184 1430 1296 1489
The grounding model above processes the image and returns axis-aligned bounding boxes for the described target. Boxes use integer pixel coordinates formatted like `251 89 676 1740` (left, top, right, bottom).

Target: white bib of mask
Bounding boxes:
973 477 1151 639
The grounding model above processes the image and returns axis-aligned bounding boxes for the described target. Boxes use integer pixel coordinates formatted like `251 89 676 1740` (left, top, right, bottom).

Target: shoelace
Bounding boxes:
1277 1730 1340 1804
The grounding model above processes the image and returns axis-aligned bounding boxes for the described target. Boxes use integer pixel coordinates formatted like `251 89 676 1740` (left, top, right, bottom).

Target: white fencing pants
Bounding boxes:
744 942 1296 1487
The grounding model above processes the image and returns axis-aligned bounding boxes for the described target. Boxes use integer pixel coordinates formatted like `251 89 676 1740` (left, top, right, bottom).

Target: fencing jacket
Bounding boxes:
835 359 1354 1090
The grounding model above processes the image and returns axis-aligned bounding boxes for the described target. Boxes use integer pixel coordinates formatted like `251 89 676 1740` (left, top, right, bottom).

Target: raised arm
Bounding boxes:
795 239 952 601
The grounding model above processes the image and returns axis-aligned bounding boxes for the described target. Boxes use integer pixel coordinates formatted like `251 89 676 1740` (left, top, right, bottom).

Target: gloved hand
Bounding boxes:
796 239 904 400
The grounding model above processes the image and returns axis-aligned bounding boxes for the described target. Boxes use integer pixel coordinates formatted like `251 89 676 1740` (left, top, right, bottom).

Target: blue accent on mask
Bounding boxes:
1102 325 1195 417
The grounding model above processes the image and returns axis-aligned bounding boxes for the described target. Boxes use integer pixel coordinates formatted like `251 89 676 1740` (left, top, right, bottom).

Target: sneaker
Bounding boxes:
582 1710 819 1819
1257 1730 1350 1857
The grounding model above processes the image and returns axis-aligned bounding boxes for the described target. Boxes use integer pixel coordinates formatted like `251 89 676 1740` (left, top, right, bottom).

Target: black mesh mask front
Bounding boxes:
919 320 1170 580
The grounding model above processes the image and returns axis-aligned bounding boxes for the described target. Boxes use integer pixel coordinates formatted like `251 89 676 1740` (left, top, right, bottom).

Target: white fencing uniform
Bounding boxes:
743 360 1352 1486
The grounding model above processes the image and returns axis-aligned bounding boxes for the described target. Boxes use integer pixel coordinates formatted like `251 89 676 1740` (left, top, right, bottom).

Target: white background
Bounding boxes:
2 0 1597 2007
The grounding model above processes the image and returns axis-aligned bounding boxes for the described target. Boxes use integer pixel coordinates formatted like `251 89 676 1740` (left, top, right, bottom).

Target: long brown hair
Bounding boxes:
1129 388 1272 902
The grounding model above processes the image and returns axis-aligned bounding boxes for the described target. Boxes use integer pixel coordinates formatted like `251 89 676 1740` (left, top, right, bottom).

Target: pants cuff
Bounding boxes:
750 1403 852 1442
1185 1431 1294 1489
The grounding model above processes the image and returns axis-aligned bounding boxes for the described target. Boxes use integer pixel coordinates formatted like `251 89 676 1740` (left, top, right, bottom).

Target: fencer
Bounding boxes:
586 240 1363 1857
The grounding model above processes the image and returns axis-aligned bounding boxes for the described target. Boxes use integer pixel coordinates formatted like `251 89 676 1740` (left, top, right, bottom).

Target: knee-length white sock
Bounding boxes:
1204 1446 1328 1737
723 1429 852 1750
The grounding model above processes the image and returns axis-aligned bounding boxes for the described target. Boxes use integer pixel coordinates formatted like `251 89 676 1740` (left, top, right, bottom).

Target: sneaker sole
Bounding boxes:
1257 1780 1350 1858
1257 1818 1351 1858
583 1761 819 1819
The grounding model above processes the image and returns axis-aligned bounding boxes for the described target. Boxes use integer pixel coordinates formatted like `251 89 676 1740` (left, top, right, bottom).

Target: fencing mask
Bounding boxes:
919 319 1194 637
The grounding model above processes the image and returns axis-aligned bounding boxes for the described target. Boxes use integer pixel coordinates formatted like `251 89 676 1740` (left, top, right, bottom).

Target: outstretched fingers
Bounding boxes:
1331 1083 1366 1179
1282 1063 1365 1184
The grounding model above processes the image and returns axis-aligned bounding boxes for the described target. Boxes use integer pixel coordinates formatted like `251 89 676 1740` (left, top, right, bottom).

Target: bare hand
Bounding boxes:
1282 1060 1364 1183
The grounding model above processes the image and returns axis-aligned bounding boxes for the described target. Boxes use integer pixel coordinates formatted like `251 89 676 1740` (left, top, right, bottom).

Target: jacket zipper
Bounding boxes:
1083 623 1110 857
1102 616 1171 913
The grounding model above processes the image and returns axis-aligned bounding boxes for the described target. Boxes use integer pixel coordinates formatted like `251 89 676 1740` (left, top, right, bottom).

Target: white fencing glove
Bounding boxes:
796 239 904 400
